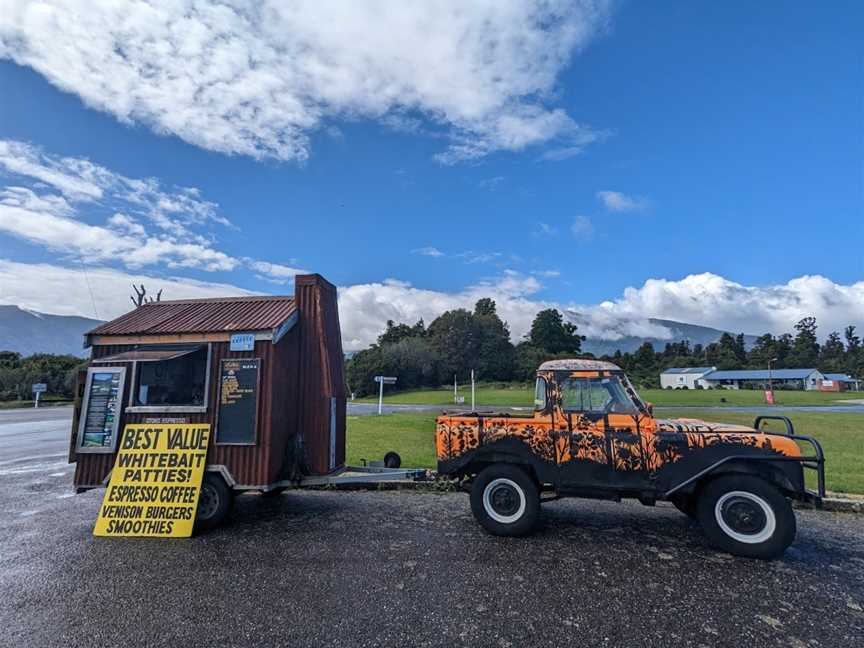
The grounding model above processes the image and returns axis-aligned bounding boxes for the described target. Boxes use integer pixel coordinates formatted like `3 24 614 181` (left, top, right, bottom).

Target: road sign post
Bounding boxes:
32 383 47 409
374 376 397 415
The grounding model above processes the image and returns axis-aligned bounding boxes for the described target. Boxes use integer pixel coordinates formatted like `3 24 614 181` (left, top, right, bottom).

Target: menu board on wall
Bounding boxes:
79 368 125 450
216 358 259 444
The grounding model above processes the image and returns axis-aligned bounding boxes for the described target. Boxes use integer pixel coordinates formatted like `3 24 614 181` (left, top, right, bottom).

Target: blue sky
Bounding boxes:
0 1 862 349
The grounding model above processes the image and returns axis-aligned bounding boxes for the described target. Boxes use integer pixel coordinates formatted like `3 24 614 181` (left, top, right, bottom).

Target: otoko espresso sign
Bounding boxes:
94 424 211 537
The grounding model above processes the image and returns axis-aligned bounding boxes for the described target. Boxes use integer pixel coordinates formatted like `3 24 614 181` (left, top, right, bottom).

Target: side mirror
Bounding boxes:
645 401 654 416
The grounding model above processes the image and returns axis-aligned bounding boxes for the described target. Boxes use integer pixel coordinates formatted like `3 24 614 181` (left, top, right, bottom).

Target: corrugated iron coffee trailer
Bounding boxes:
69 273 420 530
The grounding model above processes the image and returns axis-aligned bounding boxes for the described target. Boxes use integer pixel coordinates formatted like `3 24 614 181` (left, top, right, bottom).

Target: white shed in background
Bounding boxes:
660 367 716 389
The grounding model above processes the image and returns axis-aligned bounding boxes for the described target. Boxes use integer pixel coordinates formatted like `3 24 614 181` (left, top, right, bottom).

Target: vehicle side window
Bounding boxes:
560 376 631 413
534 377 547 410
560 377 607 412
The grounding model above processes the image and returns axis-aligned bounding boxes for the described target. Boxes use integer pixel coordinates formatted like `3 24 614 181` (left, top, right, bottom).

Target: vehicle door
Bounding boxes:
557 372 651 491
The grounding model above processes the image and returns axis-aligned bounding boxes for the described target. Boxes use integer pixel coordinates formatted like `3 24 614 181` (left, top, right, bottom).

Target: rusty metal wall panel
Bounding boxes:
294 275 346 475
74 340 291 489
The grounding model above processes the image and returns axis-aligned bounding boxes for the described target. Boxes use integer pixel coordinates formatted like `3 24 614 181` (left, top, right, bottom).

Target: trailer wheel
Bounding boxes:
470 464 539 537
669 495 698 519
697 475 795 560
195 473 233 532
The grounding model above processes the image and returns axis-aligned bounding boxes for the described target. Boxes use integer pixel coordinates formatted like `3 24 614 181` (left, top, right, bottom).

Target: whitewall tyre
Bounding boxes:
470 464 540 537
697 475 795 559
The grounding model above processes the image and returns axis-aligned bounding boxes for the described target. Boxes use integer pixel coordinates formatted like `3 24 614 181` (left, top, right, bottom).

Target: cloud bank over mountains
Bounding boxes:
1 257 860 352
0 1 612 163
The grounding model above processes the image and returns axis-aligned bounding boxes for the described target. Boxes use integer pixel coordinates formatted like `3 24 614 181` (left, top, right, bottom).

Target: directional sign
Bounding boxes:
374 376 397 415
32 383 47 393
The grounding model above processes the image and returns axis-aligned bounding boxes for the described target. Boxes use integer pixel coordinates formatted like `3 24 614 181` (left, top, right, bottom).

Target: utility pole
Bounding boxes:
471 369 475 411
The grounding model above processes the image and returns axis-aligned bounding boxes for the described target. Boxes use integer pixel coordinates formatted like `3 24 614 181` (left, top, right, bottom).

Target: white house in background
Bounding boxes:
660 367 716 389
698 368 826 391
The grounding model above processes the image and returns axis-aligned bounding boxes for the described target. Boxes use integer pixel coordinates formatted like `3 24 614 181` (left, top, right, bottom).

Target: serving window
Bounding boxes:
97 345 211 413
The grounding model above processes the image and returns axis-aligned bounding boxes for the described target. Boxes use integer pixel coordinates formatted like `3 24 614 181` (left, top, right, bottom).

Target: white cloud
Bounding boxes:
533 222 557 237
0 139 304 279
456 251 504 264
246 260 308 285
0 1 612 163
571 215 594 240
478 176 505 191
411 246 444 258
338 271 554 350
0 140 104 200
596 190 648 212
590 273 864 342
0 186 239 271
532 270 561 278
0 139 231 234
0 259 254 321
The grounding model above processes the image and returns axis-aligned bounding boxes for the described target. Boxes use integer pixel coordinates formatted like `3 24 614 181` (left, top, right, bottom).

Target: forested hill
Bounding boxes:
0 305 102 357
579 317 759 355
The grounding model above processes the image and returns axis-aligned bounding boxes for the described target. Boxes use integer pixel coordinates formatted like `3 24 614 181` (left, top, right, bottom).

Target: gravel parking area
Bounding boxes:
1 463 863 647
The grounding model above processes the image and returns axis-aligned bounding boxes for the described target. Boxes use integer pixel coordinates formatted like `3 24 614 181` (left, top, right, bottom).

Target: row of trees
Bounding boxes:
346 299 586 396
0 352 85 401
346 304 864 394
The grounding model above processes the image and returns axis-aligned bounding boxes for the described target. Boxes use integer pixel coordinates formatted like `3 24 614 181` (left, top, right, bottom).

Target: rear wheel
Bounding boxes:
195 473 233 532
697 475 795 559
470 464 540 537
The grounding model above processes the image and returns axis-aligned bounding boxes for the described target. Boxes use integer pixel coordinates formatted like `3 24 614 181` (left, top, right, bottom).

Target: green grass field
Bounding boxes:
358 384 864 408
346 410 864 494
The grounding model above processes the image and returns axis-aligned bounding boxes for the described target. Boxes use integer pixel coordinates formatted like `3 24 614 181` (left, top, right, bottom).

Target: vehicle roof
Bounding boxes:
538 359 622 372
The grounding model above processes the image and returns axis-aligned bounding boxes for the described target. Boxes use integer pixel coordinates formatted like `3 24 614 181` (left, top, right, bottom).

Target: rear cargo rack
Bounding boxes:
665 415 826 505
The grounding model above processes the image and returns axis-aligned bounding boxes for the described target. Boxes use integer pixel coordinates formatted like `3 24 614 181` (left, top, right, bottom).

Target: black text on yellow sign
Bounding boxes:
94 424 211 537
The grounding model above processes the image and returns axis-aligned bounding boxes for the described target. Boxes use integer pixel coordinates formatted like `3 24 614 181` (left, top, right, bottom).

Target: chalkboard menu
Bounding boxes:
78 367 126 452
217 358 260 444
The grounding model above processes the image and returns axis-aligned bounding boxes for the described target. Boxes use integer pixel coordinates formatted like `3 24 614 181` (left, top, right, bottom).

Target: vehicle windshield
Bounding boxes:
558 373 639 414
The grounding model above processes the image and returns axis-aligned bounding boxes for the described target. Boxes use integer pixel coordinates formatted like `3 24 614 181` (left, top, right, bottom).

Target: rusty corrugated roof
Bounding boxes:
88 295 296 336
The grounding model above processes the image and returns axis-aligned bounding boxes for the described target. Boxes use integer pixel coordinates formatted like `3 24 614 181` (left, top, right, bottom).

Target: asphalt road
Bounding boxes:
1 406 863 647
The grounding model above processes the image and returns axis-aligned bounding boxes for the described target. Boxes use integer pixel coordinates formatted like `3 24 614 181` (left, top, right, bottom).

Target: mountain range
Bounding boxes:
0 304 758 359
578 317 758 356
0 305 102 357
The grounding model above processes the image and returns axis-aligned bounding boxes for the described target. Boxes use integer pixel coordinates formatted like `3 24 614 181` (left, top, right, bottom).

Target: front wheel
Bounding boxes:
697 475 796 559
470 464 540 537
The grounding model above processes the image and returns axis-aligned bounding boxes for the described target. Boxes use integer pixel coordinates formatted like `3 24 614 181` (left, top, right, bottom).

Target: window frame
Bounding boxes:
559 374 638 415
534 376 548 412
124 343 212 414
76 366 127 454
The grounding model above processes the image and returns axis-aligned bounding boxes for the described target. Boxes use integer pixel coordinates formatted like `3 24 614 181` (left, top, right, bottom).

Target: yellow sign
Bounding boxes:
94 424 211 537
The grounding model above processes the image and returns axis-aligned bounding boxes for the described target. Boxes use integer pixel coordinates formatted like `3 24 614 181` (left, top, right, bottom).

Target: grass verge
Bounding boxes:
357 384 864 408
